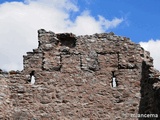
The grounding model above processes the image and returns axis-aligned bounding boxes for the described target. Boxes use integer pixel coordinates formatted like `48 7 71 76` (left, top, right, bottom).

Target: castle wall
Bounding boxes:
0 29 160 119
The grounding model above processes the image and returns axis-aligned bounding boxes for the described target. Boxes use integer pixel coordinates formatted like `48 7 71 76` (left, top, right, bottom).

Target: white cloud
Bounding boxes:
140 39 160 71
66 11 103 35
0 0 123 71
98 15 124 30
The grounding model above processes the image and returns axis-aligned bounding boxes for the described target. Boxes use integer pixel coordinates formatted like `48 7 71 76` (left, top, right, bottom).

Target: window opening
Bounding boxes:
30 70 35 85
111 71 117 87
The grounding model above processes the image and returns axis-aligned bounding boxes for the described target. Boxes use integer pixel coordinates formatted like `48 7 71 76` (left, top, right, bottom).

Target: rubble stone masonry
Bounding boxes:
0 29 160 120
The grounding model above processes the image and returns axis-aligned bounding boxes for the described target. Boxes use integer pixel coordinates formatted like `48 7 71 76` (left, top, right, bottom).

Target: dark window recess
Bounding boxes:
57 33 76 48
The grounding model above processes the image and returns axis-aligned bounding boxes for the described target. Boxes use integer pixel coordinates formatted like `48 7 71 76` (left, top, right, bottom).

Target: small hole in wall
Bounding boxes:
111 71 117 88
30 70 35 85
57 33 76 48
112 77 117 87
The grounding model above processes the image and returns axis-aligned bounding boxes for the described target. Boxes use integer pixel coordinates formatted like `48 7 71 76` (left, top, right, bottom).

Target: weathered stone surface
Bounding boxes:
0 29 160 119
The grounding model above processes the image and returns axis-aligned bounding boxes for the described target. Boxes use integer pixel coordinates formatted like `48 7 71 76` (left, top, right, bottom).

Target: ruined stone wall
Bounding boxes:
0 29 160 120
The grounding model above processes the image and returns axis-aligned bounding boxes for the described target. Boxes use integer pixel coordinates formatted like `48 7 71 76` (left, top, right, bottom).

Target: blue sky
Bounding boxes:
0 0 160 70
78 0 160 42
66 0 160 43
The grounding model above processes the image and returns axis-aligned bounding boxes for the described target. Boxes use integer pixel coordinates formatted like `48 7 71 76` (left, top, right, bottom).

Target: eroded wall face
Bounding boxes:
0 29 159 119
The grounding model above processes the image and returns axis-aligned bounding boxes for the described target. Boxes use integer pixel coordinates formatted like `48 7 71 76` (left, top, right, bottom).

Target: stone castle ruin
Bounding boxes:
0 29 160 119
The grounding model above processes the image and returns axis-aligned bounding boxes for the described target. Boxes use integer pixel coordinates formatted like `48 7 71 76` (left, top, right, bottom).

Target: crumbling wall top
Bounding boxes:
1 29 160 119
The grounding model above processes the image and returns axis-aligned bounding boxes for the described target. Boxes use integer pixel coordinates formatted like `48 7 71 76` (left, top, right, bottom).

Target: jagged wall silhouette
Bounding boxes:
0 29 160 119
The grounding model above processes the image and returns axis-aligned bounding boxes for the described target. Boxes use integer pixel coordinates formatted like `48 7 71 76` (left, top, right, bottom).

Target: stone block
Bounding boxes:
98 54 118 71
61 54 81 73
42 52 61 71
